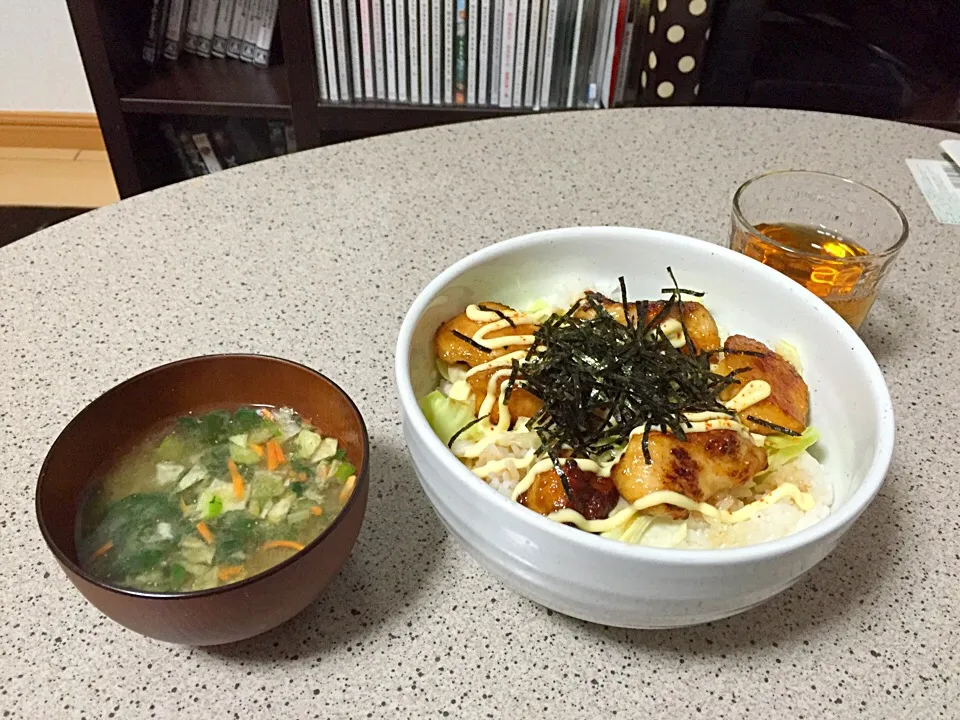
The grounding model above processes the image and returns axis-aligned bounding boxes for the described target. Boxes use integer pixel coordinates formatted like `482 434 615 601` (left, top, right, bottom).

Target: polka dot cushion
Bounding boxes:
640 0 713 106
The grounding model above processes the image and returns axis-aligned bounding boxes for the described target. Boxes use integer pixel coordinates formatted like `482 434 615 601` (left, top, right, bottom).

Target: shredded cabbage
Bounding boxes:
435 359 452 381
273 407 302 440
763 426 820 473
175 465 207 492
774 340 803 373
296 429 323 459
155 462 185 486
419 390 479 445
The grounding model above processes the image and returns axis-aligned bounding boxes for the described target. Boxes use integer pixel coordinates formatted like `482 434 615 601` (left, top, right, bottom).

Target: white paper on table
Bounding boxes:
905 158 960 225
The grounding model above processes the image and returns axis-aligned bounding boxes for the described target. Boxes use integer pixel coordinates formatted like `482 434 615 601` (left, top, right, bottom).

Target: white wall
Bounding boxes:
0 0 95 113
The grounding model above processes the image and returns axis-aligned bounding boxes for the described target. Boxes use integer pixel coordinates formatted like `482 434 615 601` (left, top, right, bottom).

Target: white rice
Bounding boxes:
678 452 832 549
471 447 832 549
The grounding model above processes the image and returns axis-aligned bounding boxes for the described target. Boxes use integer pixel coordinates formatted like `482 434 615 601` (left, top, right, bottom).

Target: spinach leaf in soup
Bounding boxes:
230 407 263 434
204 443 232 475
82 493 184 581
209 510 260 563
178 407 270 446
178 410 231 444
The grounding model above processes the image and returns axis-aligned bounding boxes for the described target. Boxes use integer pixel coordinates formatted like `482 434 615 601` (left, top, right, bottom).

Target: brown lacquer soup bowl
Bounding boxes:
36 355 369 645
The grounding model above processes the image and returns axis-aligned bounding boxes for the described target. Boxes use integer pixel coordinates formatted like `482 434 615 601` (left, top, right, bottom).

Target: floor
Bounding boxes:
0 146 118 248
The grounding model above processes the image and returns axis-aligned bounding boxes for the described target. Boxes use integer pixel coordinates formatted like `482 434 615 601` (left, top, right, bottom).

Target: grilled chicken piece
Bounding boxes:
574 294 720 354
466 368 542 425
611 430 768 518
434 302 540 368
520 460 620 520
715 335 809 435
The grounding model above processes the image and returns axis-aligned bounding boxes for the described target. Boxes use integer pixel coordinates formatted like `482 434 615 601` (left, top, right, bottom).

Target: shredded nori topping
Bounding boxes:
448 414 490 448
506 272 742 463
477 303 517 328
745 416 801 436
452 329 492 353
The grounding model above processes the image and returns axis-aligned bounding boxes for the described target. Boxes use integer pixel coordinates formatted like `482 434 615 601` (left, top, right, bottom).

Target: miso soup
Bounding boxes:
77 406 357 592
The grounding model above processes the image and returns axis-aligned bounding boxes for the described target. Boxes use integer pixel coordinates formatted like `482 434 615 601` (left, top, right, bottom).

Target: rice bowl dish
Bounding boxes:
421 273 834 550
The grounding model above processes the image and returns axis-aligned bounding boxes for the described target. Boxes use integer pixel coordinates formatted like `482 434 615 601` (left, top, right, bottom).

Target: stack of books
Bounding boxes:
160 119 297 179
143 0 281 68
309 0 640 108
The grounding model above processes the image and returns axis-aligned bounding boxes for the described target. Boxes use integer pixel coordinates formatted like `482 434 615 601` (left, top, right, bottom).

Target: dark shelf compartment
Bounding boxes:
120 56 291 118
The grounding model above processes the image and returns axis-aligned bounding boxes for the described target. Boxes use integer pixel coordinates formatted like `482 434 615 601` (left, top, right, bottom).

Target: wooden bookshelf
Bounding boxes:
119 57 292 118
65 0 540 199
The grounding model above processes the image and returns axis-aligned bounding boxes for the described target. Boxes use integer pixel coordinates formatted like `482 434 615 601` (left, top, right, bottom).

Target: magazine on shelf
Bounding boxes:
384 0 398 101
211 0 235 57
309 0 330 100
587 0 611 107
535 0 556 109
523 0 543 107
431 0 442 103
595 0 616 107
612 0 635 105
490 0 503 106
195 0 222 57
143 0 173 65
395 0 409 101
408 0 420 102
183 0 205 54
477 0 491 104
333 0 352 99
163 0 191 60
371 0 387 100
192 132 224 173
240 0 263 62
512 0 530 107
160 123 194 177
453 0 467 103
226 0 249 57
178 129 209 175
467 0 478 104
419 0 431 101
359 0 376 99
564 0 585 106
498 0 517 106
267 121 287 156
346 0 364 94
319 0 341 100
253 0 279 67
599 0 622 107
443 0 453 103
210 129 240 168
224 119 265 163
551 0 573 107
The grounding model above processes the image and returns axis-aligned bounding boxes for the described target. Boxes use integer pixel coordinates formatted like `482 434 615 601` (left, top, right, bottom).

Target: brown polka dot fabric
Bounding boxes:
639 0 713 106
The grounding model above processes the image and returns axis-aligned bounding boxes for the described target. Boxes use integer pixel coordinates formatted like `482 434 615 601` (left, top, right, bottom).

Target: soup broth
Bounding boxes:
77 406 357 592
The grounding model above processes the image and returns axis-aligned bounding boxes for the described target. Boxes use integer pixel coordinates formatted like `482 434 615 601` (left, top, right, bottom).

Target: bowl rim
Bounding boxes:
36 353 370 599
395 226 895 566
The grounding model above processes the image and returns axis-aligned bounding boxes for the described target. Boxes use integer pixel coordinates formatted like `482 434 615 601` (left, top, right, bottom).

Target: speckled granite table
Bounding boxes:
1 108 957 719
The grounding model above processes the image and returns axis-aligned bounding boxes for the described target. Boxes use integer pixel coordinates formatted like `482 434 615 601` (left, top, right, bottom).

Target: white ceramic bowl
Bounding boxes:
395 227 894 628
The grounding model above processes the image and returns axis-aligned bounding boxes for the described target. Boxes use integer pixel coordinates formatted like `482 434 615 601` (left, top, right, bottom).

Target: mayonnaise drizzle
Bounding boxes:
658 318 687 348
471 452 538 479
631 483 815 523
510 457 606 501
478 368 514 418
466 305 549 351
546 505 639 533
464 350 528 378
525 480 815 535
723 380 772 412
